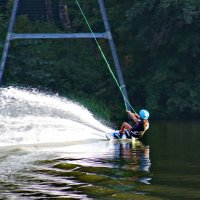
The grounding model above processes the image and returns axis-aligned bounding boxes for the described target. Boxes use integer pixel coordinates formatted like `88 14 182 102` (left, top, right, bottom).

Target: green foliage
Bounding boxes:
1 0 200 121
0 4 9 55
118 0 200 118
72 95 111 123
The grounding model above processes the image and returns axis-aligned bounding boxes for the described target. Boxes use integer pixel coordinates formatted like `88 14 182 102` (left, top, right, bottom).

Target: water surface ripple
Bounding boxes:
0 87 199 199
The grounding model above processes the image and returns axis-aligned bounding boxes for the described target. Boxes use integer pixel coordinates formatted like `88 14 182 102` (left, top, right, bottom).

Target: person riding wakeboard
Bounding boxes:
114 109 150 139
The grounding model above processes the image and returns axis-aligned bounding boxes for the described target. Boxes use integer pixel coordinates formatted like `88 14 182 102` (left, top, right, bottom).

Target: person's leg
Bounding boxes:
120 122 132 133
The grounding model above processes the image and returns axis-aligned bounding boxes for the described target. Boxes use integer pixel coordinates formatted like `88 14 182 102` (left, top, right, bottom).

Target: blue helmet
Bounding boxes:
139 109 150 119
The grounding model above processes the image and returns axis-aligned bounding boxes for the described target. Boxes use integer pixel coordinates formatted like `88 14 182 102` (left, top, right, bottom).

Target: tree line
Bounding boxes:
0 0 200 122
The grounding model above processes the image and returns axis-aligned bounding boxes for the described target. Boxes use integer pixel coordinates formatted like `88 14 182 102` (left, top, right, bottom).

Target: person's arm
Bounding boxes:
127 111 139 124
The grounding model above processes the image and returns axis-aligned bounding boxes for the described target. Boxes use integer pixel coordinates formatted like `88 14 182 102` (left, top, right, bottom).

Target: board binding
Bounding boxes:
105 130 132 140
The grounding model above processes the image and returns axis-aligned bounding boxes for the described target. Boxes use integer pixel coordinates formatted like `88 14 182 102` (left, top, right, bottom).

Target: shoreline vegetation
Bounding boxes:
0 0 200 123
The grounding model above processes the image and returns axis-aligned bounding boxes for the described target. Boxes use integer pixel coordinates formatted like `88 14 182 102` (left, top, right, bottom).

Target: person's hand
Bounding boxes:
127 111 134 117
127 110 132 115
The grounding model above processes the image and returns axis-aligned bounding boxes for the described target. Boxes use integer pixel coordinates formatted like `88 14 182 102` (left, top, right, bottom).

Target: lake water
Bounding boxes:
0 87 199 199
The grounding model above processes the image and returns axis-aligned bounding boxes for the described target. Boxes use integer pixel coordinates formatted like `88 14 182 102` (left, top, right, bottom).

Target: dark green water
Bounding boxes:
0 121 200 200
146 120 200 200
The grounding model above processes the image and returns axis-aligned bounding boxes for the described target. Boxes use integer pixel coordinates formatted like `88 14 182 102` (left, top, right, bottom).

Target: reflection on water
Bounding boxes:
0 88 200 199
0 140 154 200
0 87 156 199
0 121 200 200
113 140 151 185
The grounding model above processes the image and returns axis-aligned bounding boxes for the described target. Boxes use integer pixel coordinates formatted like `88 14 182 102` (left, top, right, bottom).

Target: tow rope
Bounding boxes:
75 0 137 114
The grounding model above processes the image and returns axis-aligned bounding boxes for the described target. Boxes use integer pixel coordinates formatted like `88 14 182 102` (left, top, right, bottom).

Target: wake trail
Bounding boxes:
0 87 113 147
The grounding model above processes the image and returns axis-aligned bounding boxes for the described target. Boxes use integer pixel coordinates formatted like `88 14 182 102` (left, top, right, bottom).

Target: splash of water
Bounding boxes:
0 87 113 147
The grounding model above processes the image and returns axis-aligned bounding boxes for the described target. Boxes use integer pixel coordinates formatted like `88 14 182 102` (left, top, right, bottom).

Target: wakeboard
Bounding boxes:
105 130 131 141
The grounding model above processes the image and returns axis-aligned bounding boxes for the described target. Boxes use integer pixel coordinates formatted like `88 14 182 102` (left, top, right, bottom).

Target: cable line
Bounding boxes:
75 0 137 114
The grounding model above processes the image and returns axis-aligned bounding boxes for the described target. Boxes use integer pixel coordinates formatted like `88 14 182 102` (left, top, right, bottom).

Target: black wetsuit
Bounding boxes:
124 119 148 139
113 120 149 139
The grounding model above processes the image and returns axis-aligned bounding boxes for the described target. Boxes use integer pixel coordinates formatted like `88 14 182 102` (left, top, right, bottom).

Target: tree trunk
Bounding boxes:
59 1 71 29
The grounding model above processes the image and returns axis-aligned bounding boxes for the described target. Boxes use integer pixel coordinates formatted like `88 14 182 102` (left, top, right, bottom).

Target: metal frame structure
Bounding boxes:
0 0 130 110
